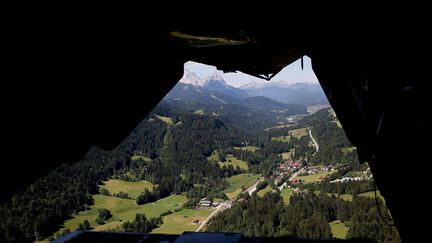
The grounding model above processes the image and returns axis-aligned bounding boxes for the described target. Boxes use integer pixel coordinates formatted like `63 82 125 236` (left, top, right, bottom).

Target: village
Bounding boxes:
272 157 336 188
190 150 372 230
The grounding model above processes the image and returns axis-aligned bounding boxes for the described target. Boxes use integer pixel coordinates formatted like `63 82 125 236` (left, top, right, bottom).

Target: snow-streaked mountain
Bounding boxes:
164 73 310 130
239 80 290 89
179 70 203 86
164 82 307 118
180 70 249 98
165 83 243 106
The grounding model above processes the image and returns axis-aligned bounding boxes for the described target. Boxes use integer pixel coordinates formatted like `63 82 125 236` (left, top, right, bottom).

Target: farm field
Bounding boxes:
152 208 214 234
289 128 308 138
100 179 155 199
257 185 273 197
49 194 187 239
297 171 337 184
271 136 290 143
234 146 258 152
218 155 248 170
130 155 151 162
280 188 293 204
224 173 260 199
155 115 173 125
329 220 349 238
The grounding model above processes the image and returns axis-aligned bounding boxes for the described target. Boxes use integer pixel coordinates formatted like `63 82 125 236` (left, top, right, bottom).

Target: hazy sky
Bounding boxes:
183 56 319 88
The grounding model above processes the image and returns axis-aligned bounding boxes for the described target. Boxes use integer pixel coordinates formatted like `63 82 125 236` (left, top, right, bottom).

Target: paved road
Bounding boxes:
308 127 319 153
277 180 287 191
245 178 264 196
196 177 263 231
195 202 231 232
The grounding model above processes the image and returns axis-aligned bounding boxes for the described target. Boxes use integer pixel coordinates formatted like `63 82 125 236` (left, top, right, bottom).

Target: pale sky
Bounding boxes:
183 56 319 88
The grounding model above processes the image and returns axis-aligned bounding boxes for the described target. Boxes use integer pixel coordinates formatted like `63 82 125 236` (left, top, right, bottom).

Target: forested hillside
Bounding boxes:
0 104 242 241
0 79 400 243
299 109 359 165
208 108 400 242
207 191 400 242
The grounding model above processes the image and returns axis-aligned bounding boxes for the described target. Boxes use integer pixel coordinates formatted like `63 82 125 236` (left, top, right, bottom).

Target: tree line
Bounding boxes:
207 191 400 242
299 109 359 165
0 103 271 241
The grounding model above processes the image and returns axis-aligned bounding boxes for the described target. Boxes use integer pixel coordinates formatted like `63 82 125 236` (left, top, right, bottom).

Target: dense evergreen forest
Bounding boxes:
0 104 244 241
208 191 400 242
0 101 290 241
299 109 359 165
0 95 400 243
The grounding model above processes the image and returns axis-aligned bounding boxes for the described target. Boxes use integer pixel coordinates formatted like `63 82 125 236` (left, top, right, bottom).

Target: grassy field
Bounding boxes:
219 155 248 170
359 190 385 202
93 221 124 231
152 208 214 234
100 179 155 199
224 173 260 199
271 128 307 143
155 115 173 125
194 109 205 115
234 146 258 152
329 220 349 238
313 190 385 202
289 128 308 138
314 191 352 201
297 171 337 184
338 194 353 201
332 120 342 128
208 151 249 170
50 194 187 238
207 150 219 162
315 190 386 202
280 188 293 204
271 136 290 143
130 155 151 162
225 189 242 199
281 149 295 160
264 124 293 131
341 147 356 155
257 185 273 197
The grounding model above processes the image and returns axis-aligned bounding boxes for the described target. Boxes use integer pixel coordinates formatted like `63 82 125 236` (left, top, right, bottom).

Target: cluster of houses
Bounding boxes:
300 164 334 176
199 198 220 208
289 177 302 185
329 168 372 183
276 159 302 175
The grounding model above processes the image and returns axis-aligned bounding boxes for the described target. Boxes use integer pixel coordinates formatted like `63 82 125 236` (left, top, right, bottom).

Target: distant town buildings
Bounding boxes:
277 159 303 175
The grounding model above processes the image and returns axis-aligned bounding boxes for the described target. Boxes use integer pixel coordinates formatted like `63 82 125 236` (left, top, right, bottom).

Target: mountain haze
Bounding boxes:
241 81 328 105
163 82 307 131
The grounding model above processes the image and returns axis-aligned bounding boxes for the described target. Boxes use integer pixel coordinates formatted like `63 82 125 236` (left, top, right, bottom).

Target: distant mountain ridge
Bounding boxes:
164 83 243 105
241 82 328 106
180 70 327 106
164 81 307 131
179 70 248 98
